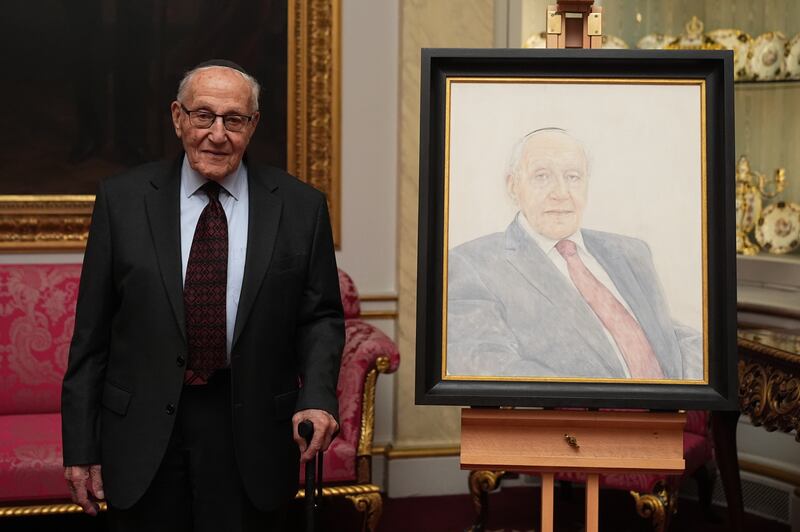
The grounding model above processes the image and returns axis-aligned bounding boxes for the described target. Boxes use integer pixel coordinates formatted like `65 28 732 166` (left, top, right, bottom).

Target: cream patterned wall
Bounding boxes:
397 0 495 448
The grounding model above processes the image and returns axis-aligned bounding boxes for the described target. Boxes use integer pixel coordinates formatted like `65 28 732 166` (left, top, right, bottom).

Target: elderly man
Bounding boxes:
61 59 343 531
447 128 702 380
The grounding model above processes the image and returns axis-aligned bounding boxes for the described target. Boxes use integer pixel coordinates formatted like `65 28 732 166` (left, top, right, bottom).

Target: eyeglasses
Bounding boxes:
180 103 254 132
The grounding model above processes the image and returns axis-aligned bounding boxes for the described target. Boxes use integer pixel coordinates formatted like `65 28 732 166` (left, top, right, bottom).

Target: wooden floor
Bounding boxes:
2 486 789 531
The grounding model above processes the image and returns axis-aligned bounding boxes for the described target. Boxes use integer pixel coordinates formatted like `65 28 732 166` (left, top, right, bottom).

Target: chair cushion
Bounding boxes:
0 413 70 502
0 264 81 415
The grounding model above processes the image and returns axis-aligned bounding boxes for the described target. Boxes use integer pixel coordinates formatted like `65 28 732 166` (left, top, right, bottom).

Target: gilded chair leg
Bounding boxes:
631 481 676 532
468 470 505 532
346 492 383 532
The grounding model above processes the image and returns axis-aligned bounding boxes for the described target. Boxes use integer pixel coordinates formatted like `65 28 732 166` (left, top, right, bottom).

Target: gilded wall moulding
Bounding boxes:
288 0 342 246
0 196 93 251
1 0 341 251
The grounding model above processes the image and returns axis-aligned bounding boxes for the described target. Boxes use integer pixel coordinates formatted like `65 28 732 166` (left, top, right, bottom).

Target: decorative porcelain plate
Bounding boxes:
707 29 752 80
786 33 800 80
636 33 675 50
523 31 547 49
755 202 800 254
748 31 787 81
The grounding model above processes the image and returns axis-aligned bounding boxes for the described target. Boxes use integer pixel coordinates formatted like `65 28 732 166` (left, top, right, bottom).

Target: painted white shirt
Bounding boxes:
518 214 633 377
180 156 249 360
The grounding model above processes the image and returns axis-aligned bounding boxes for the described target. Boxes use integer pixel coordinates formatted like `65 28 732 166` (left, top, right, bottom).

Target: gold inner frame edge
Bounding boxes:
440 76 709 385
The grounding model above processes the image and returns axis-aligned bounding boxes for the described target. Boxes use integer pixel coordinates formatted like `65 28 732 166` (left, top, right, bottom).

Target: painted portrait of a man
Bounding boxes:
446 127 703 380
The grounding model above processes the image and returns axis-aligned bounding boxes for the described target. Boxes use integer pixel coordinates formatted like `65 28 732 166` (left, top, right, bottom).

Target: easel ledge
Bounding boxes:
461 409 686 474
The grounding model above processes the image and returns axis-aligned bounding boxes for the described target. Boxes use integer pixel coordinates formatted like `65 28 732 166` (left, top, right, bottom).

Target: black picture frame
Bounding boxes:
415 48 737 410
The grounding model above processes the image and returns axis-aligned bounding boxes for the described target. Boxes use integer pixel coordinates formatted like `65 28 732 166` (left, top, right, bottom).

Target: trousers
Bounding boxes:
107 370 288 532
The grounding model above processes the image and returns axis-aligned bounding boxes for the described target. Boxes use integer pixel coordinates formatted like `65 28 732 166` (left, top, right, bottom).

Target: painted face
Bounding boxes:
170 67 260 181
507 132 589 240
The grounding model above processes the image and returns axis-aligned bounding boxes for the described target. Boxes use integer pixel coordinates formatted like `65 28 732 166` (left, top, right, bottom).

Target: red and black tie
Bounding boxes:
184 181 228 384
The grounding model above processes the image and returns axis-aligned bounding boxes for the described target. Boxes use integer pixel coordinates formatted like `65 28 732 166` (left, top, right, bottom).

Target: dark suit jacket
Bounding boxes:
61 156 344 511
446 220 702 380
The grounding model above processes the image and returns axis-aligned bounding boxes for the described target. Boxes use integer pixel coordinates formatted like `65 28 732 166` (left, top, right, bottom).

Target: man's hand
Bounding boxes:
64 464 104 516
292 409 339 464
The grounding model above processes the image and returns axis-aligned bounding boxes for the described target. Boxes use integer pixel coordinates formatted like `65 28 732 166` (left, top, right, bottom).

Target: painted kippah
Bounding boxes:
193 59 249 75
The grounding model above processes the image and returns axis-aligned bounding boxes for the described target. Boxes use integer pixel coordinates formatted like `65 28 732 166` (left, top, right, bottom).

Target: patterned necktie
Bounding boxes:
184 181 228 384
555 239 664 379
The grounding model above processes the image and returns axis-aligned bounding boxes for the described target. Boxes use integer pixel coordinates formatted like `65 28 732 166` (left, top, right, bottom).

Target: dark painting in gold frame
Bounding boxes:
0 0 340 250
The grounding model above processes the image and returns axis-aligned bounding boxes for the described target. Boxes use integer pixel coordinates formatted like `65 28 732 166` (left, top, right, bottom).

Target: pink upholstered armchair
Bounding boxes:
0 265 400 532
295 269 400 532
469 410 714 532
0 264 83 514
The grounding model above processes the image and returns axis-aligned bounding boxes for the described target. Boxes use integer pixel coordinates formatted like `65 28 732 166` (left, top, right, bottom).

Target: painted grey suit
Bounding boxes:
446 219 702 379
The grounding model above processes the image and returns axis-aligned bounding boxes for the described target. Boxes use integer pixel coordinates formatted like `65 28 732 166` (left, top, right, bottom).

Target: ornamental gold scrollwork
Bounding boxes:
468 470 506 517
739 359 800 441
288 0 341 246
346 491 383 532
357 356 390 483
631 481 675 532
0 501 107 517
0 197 93 251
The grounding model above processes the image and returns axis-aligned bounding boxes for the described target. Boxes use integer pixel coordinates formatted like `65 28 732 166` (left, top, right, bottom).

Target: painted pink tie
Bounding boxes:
555 239 664 379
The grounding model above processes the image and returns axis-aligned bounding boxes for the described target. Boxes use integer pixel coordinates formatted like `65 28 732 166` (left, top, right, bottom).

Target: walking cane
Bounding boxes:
299 420 324 532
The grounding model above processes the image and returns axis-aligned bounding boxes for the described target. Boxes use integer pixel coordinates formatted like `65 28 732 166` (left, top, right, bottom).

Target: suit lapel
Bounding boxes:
232 165 283 350
144 157 186 343
503 222 624 376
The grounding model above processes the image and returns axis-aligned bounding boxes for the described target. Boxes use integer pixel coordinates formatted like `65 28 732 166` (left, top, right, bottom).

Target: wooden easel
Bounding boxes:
461 409 686 532
459 6 686 531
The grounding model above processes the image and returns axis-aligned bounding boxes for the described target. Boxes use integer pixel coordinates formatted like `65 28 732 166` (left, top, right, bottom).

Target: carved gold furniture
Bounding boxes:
738 329 800 439
710 330 800 532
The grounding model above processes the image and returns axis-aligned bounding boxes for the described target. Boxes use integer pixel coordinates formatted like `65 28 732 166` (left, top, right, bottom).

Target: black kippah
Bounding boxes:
193 59 249 75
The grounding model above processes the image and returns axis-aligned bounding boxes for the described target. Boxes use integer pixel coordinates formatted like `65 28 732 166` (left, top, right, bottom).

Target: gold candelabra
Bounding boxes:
735 155 786 255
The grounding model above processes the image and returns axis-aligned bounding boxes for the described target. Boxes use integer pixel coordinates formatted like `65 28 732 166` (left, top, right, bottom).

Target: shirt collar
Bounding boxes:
516 212 586 255
181 155 245 201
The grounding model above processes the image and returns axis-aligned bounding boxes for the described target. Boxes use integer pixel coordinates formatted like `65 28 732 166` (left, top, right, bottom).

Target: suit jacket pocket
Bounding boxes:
273 389 299 420
102 381 132 416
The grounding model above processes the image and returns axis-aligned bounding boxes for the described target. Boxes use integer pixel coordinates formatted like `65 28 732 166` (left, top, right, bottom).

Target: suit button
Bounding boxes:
176 356 185 367
165 403 175 415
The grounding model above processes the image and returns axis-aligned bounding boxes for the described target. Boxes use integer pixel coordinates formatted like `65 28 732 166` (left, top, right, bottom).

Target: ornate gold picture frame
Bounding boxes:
0 0 340 251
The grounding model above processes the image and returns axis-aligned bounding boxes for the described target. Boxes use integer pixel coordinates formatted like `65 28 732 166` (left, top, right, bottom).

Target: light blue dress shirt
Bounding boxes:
180 156 249 360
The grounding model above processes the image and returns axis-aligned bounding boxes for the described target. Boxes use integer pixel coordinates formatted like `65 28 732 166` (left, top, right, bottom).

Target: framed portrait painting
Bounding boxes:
415 49 737 410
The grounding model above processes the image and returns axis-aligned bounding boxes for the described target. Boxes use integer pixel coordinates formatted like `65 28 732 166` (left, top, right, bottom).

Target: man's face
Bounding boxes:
170 67 260 181
507 132 589 240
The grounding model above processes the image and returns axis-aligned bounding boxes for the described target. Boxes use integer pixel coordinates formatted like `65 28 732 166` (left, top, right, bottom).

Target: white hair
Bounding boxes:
177 65 261 112
505 128 591 183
